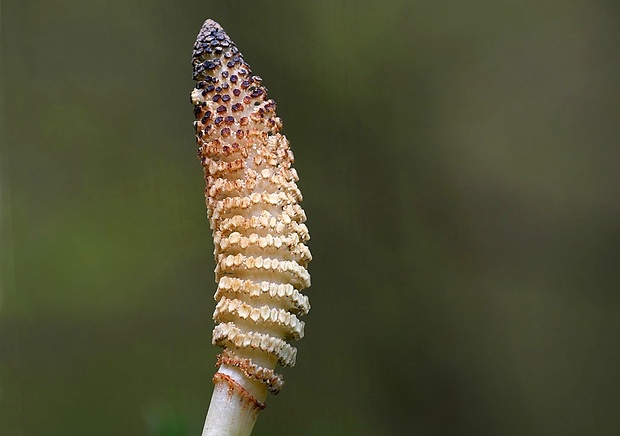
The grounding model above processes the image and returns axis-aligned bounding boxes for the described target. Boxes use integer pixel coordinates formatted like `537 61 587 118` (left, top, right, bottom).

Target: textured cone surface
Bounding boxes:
192 19 310 394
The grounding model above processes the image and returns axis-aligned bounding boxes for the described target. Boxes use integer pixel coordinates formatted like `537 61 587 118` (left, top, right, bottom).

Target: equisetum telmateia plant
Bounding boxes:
190 19 311 436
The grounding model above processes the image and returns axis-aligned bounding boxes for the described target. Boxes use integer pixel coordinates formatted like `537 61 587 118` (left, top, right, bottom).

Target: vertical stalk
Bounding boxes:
191 19 311 435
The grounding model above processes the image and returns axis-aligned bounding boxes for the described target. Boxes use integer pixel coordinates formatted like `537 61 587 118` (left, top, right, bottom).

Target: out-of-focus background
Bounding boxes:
1 0 619 435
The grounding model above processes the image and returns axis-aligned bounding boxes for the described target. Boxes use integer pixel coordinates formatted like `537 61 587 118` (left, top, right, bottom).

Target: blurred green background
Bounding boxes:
1 0 619 435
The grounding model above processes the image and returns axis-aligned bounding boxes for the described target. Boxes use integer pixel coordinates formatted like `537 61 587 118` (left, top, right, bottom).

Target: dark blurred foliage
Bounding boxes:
1 0 619 435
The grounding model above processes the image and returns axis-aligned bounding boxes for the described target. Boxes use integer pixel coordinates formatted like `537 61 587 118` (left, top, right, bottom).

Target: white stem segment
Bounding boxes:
201 366 267 436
